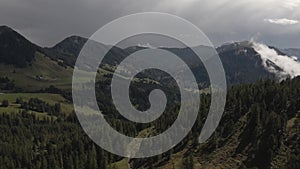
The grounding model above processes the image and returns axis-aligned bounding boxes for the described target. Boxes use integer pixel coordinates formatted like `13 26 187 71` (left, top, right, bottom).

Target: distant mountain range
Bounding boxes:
280 48 300 59
1 26 300 169
0 25 299 91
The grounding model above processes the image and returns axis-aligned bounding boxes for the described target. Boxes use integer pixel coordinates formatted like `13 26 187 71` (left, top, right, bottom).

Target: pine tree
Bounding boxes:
1 100 9 107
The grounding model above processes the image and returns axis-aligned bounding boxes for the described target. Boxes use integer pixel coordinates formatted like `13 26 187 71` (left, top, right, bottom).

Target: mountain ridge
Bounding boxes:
0 26 39 67
0 25 298 91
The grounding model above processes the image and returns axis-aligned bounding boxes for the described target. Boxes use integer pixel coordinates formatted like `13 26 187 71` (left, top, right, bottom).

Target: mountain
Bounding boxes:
217 41 276 84
1 76 299 169
0 26 298 91
128 77 300 169
105 42 277 87
0 26 39 67
43 36 88 67
157 41 278 86
253 43 300 79
43 36 129 68
107 41 297 87
0 26 72 91
0 26 300 169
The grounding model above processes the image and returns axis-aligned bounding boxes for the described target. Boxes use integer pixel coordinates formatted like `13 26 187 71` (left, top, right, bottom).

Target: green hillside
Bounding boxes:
0 93 73 114
127 78 300 169
0 52 72 91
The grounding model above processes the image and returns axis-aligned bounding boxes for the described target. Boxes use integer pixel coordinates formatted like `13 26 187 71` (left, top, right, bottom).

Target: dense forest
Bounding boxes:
0 76 16 91
0 77 299 169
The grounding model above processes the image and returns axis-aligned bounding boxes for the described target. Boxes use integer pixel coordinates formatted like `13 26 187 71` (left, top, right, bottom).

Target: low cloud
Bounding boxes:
283 0 300 10
264 18 299 25
252 42 300 79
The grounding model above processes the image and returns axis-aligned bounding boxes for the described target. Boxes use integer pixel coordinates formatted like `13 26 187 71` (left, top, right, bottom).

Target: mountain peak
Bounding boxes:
60 35 87 43
0 25 39 67
219 41 253 48
252 42 300 79
52 35 87 49
0 25 22 38
0 25 14 32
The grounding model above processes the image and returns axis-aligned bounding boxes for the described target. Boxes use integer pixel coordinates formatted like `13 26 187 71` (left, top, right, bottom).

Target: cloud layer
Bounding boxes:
283 0 300 9
253 42 300 79
264 18 299 25
0 0 300 48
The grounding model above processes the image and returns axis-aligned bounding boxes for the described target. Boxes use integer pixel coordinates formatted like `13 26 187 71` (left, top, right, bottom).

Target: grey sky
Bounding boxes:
0 0 299 48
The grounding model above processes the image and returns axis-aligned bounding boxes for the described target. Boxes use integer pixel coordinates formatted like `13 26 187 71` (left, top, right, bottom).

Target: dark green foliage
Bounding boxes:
207 77 300 169
182 155 194 169
0 76 16 91
1 100 8 107
288 154 300 168
0 112 121 169
20 98 61 116
130 77 300 168
0 66 299 169
40 85 72 102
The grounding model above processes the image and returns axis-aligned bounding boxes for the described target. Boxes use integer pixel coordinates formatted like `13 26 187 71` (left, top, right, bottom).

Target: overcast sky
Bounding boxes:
1 0 299 48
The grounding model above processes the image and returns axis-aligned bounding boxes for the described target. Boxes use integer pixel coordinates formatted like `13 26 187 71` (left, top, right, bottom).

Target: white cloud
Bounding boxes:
264 18 299 25
283 0 300 9
252 42 300 79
